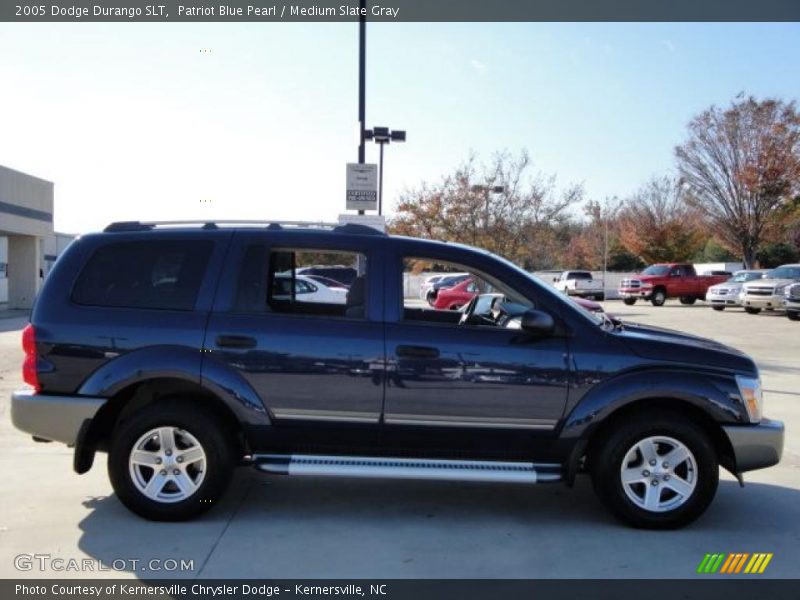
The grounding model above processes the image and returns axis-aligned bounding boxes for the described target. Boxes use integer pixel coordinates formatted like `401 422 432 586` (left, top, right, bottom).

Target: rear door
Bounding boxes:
204 231 385 427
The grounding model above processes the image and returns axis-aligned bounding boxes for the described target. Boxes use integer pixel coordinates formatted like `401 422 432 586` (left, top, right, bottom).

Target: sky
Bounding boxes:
1 22 799 234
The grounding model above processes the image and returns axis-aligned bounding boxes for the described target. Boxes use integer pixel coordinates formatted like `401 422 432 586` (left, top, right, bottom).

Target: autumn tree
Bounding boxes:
675 95 800 267
389 151 582 268
617 176 706 263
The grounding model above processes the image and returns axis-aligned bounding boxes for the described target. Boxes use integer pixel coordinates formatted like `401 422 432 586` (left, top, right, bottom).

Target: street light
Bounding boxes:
364 126 406 215
471 184 505 229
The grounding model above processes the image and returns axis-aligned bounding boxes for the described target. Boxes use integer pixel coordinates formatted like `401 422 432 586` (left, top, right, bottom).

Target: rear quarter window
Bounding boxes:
71 240 213 311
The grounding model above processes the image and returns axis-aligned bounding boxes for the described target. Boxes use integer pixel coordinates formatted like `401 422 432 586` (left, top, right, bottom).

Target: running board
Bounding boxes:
253 454 562 484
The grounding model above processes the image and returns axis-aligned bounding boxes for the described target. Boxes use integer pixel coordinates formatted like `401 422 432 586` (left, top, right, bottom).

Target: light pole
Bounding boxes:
471 184 505 229
357 1 366 215
364 126 406 215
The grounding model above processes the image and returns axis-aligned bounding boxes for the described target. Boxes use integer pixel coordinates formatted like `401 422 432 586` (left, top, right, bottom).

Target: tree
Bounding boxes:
675 95 800 267
560 199 622 270
389 151 582 267
617 176 706 263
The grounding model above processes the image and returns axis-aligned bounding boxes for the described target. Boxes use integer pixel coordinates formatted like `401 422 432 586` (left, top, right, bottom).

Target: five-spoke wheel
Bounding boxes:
109 400 236 521
591 411 718 529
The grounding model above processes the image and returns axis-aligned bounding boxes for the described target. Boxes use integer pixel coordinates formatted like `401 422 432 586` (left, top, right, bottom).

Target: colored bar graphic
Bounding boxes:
700 552 773 575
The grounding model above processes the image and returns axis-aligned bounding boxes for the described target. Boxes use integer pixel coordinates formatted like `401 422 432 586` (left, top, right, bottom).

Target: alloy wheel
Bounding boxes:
620 435 697 512
128 427 207 503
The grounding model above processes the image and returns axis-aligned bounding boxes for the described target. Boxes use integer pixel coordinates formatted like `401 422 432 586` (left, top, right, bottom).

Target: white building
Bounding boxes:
0 165 75 309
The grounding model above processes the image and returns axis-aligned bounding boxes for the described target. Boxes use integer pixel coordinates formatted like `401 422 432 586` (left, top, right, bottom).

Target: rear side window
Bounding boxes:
72 240 213 311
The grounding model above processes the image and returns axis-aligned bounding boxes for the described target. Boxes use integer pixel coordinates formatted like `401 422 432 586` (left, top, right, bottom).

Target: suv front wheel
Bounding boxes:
591 412 718 529
108 400 236 521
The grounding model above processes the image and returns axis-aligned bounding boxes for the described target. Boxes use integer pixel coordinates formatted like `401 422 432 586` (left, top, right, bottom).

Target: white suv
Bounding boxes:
741 264 800 314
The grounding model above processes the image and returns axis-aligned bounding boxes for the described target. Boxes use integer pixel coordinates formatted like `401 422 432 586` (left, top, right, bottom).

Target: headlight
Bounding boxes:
640 282 653 289
775 283 788 295
736 375 763 423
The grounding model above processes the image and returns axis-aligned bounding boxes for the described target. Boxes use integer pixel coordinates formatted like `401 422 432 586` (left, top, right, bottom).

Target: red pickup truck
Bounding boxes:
618 263 729 306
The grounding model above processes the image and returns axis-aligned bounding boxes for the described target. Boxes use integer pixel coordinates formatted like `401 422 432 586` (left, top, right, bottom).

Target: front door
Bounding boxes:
384 255 569 435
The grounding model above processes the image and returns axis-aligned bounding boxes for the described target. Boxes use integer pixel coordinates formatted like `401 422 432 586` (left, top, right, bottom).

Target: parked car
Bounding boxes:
303 274 349 290
435 279 603 314
618 264 729 306
11 220 782 528
433 277 481 310
425 273 471 304
784 283 800 321
552 270 604 300
419 274 445 299
705 270 767 311
740 264 800 314
296 265 357 287
273 274 348 304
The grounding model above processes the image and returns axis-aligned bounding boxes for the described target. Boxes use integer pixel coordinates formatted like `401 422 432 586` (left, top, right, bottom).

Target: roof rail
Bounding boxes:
103 220 386 235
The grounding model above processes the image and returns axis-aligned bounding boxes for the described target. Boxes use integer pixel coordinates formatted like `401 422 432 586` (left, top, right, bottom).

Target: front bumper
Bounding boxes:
11 390 107 446
706 292 741 307
742 294 784 310
721 418 784 473
618 288 652 299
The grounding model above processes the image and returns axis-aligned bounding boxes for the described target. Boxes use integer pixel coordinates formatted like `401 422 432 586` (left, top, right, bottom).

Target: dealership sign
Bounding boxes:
346 163 378 211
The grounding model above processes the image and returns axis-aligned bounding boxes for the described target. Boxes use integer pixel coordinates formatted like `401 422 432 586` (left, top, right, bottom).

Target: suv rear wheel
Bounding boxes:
108 400 236 521
744 307 761 315
591 412 718 529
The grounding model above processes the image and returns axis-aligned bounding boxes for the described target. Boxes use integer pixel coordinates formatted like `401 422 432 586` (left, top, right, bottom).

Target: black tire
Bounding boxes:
650 288 667 306
108 400 237 521
679 296 696 305
594 293 605 301
623 298 637 306
788 311 800 321
744 307 762 315
711 306 724 312
591 412 718 529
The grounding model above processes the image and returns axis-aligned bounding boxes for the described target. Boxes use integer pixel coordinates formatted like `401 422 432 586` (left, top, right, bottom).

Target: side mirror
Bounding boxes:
520 310 555 336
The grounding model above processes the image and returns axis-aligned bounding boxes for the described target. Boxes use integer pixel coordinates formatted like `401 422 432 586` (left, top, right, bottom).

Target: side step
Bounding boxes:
253 454 562 484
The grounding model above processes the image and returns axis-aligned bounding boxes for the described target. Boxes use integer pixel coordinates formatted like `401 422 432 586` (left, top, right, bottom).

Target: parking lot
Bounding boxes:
0 301 798 579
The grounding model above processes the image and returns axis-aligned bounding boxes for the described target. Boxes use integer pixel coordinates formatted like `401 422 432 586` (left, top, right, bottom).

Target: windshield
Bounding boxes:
766 266 800 280
641 265 670 276
729 272 763 283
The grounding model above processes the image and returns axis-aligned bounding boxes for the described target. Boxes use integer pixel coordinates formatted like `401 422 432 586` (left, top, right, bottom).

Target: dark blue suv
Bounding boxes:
11 221 784 527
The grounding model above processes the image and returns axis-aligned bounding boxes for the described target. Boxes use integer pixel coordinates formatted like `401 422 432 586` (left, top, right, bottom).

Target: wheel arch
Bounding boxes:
582 398 735 474
559 368 746 484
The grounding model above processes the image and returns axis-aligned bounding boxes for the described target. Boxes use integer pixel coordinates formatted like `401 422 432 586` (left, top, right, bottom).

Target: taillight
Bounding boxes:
22 323 40 392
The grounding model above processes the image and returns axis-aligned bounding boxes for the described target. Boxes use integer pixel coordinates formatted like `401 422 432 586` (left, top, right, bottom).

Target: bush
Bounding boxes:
756 242 799 268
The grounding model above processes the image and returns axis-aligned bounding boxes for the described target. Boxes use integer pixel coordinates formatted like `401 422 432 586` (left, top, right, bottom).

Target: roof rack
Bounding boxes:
103 220 386 236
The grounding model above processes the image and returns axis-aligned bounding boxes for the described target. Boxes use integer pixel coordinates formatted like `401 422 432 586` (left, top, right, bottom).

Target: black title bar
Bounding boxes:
3 0 800 22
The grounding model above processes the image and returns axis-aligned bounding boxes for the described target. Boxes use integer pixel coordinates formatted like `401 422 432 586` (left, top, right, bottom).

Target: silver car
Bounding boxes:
741 264 800 314
706 270 767 311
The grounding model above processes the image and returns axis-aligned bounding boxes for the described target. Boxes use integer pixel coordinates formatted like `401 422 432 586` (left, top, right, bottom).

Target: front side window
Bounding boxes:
72 240 212 311
233 245 367 318
402 257 535 328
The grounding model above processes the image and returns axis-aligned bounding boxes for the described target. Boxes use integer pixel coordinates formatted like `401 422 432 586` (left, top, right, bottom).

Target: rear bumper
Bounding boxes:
722 418 784 473
567 289 603 297
10 389 106 446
